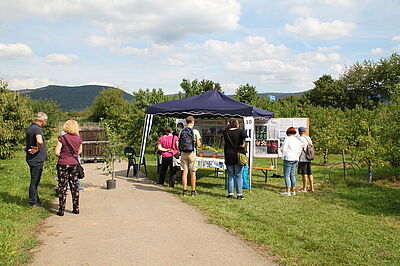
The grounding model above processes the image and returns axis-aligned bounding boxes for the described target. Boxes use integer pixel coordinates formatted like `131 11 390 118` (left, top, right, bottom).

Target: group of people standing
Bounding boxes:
26 112 313 215
280 126 314 196
25 112 83 216
157 117 248 199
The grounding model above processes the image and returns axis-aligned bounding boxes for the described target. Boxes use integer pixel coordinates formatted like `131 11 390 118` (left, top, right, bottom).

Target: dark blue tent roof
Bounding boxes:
147 90 274 118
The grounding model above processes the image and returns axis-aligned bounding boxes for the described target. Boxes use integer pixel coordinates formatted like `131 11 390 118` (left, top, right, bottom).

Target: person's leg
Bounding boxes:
226 165 235 196
290 161 298 193
307 163 314 192
301 174 308 192
181 152 189 192
56 165 68 214
158 157 168 184
166 157 175 187
68 165 80 213
188 152 198 193
282 160 291 193
235 164 244 196
28 161 43 206
190 170 196 191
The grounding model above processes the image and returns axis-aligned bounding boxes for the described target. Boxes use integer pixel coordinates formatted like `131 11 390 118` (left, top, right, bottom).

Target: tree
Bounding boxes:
180 79 222 97
0 80 33 158
234 84 258 104
303 75 347 108
89 88 132 123
30 99 67 140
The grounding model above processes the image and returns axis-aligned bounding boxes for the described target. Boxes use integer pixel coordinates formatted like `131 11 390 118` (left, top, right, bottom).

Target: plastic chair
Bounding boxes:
124 147 139 177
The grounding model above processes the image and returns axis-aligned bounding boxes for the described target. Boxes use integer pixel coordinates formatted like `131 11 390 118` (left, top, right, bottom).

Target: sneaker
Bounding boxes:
291 191 296 196
226 195 234 199
237 195 245 200
279 192 291 196
182 190 188 196
191 190 198 197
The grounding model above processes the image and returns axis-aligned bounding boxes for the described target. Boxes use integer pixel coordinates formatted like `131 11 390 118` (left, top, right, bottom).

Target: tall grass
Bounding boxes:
0 152 55 265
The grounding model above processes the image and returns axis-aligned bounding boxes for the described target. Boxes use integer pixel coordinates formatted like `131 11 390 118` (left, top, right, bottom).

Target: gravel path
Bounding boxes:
30 161 275 266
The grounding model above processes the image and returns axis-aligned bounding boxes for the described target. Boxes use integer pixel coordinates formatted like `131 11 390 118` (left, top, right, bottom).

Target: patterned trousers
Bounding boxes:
56 164 80 212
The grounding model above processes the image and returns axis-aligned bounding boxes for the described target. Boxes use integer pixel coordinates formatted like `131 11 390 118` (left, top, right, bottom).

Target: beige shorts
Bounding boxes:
180 151 198 172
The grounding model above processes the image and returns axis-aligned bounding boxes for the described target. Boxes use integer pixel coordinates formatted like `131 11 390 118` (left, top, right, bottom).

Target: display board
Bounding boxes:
254 118 309 158
176 118 227 149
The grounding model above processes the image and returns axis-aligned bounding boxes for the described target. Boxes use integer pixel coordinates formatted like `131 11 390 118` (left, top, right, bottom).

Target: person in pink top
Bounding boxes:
157 126 179 186
54 120 83 216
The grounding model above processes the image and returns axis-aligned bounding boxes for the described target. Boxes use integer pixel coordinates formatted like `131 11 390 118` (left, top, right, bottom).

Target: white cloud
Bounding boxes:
86 35 122 47
285 17 357 40
187 36 289 60
163 58 185 66
109 43 173 56
8 77 52 90
317 46 341 52
297 52 341 64
0 43 33 58
45 54 79 65
0 0 241 42
371 48 387 55
392 35 400 41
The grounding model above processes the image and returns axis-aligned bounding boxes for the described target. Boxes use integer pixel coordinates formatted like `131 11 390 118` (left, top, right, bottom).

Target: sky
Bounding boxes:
1 0 400 95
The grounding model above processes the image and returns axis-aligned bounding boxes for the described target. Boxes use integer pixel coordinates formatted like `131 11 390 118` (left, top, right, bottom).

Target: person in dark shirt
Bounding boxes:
24 112 48 207
223 119 248 200
54 120 83 216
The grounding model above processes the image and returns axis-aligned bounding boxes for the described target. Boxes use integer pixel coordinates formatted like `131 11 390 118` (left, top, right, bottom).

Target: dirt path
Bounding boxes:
30 161 275 266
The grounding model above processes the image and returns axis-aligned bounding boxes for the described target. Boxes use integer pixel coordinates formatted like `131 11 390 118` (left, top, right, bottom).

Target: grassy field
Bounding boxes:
1 151 399 265
146 153 400 265
0 152 55 265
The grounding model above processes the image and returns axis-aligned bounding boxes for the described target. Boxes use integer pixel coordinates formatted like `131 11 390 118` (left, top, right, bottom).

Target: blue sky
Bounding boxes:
1 0 399 95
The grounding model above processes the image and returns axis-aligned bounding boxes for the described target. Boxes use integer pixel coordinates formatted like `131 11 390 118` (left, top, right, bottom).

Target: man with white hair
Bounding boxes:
25 112 48 207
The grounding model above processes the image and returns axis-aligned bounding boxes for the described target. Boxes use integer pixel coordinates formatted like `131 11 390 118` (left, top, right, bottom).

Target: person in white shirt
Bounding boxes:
280 127 303 196
297 126 314 192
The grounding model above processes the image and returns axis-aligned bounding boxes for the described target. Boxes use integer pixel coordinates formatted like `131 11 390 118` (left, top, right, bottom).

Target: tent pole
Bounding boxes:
243 117 255 192
139 114 153 174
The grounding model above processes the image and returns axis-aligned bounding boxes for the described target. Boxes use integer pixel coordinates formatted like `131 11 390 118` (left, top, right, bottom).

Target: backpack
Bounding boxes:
178 127 195 152
305 141 315 160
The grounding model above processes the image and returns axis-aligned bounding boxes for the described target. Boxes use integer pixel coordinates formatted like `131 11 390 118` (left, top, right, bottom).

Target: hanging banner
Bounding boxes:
254 118 309 158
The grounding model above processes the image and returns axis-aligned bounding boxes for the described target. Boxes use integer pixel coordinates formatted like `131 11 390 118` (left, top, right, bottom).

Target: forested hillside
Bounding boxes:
19 85 133 111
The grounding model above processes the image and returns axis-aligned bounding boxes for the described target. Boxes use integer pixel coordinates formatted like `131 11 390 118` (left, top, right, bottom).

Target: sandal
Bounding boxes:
298 189 307 193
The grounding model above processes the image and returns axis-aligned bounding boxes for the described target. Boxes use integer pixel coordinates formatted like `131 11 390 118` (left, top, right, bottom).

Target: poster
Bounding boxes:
254 118 309 158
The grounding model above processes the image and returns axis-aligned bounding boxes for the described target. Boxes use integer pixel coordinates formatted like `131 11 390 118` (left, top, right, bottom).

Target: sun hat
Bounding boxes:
298 126 307 132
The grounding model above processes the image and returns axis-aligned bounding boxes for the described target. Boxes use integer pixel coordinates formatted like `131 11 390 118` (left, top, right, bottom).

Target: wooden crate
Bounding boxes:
79 127 108 163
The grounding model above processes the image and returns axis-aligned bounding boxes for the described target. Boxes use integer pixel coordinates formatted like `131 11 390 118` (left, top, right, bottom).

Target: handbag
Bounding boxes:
62 135 85 179
225 130 248 166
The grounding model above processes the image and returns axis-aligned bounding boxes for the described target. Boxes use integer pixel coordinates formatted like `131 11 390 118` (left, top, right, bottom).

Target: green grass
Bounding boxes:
145 154 400 265
0 152 56 266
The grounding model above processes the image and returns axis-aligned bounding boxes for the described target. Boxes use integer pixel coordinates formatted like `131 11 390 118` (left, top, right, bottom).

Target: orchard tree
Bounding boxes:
0 80 32 158
180 79 222 97
234 84 258 104
30 99 66 139
303 75 347 108
89 88 132 122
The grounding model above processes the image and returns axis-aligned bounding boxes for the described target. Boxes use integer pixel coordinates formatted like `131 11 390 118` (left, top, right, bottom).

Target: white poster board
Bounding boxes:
254 118 309 158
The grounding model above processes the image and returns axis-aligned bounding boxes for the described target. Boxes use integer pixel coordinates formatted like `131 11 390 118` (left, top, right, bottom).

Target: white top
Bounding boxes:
298 135 313 162
280 135 303 161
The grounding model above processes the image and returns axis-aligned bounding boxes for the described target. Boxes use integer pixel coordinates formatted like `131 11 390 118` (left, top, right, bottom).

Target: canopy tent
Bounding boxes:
139 89 274 190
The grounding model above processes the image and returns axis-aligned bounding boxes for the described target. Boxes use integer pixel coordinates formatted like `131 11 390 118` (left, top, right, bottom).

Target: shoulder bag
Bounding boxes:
62 135 85 179
225 130 248 166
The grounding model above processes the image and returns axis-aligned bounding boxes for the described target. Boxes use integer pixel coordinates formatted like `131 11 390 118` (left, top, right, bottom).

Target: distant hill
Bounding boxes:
19 85 133 111
257 91 307 100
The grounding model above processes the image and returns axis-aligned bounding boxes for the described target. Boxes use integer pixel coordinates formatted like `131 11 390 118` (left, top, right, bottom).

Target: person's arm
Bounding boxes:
54 140 62 157
78 144 82 155
28 134 43 154
158 143 171 152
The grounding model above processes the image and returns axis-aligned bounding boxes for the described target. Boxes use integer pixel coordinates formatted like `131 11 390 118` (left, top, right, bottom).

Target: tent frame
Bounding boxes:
139 114 266 191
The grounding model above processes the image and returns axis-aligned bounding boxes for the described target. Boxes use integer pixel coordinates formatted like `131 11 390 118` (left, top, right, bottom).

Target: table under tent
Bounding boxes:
138 89 274 190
